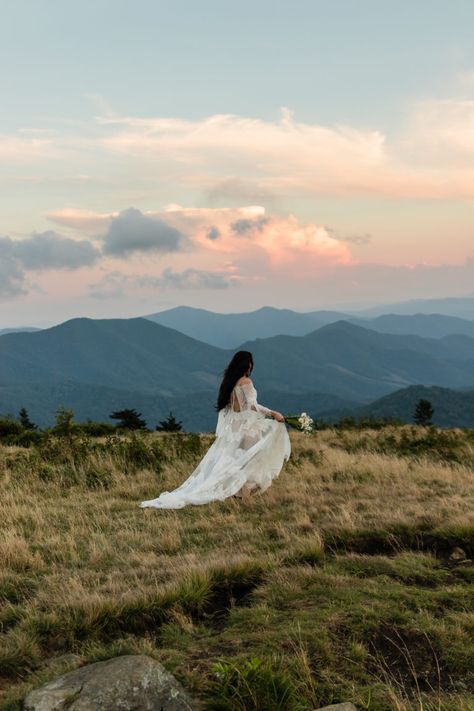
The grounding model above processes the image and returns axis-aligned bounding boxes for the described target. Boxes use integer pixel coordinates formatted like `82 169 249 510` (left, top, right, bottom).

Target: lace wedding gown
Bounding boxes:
139 381 291 509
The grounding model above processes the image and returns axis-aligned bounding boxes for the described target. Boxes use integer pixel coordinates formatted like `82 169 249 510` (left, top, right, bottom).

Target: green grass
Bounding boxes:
0 426 473 710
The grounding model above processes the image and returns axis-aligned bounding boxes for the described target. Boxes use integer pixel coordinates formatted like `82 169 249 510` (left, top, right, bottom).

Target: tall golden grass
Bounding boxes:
0 426 473 710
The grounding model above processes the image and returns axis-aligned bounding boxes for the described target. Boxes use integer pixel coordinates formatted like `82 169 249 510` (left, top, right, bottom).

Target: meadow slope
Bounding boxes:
0 427 473 710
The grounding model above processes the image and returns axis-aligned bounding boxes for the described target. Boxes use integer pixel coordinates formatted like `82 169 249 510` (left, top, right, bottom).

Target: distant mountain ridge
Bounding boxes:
0 327 40 337
356 296 474 319
1 316 474 429
0 317 225 395
357 385 474 428
145 306 348 348
145 306 474 347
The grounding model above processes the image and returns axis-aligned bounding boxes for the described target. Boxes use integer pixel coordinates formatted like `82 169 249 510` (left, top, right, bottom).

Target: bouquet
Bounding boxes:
284 412 314 434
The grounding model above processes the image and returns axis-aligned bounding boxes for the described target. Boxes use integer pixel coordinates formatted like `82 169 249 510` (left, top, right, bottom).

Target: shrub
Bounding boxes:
335 415 402 430
0 418 23 438
208 657 299 711
76 421 117 437
9 430 43 448
51 406 75 437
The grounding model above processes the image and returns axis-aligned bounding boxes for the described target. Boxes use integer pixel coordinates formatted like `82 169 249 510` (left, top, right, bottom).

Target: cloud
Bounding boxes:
404 99 474 158
5 90 474 204
231 216 268 235
102 207 188 256
207 177 277 207
49 204 352 273
88 266 238 299
144 267 239 290
47 208 118 232
92 103 474 200
326 227 372 245
0 240 26 297
207 226 220 240
12 231 100 270
0 134 52 162
0 231 100 300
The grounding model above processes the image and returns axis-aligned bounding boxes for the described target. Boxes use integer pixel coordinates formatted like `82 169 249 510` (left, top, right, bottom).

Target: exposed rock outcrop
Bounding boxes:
24 654 196 710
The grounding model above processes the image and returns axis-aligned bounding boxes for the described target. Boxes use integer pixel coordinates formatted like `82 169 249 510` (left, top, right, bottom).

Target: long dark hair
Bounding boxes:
216 350 254 411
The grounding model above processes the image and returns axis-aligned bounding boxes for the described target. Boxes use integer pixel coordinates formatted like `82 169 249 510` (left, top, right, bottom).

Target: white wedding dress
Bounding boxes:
139 381 291 509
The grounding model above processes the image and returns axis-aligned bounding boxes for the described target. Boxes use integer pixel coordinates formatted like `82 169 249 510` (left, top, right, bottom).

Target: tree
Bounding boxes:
156 411 182 432
110 408 147 430
53 406 75 436
18 407 37 431
413 398 434 426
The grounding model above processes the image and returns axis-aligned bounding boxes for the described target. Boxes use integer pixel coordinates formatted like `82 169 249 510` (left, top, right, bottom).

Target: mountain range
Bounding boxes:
0 327 40 337
145 306 474 348
358 385 474 429
1 316 474 429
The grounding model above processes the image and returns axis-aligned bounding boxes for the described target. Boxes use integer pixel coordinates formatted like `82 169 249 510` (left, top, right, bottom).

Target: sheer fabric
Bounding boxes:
139 381 291 509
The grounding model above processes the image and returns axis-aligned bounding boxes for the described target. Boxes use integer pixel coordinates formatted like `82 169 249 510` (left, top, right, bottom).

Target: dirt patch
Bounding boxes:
198 577 264 629
324 525 474 560
367 622 453 695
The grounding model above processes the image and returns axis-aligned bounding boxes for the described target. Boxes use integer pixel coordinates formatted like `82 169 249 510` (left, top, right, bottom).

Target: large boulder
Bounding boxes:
315 704 357 711
24 654 196 711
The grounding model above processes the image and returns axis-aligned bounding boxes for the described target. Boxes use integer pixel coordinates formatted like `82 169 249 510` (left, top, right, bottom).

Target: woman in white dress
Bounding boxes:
139 350 291 509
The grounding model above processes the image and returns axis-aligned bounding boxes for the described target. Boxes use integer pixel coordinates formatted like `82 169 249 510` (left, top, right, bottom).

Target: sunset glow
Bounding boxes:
1 1 474 326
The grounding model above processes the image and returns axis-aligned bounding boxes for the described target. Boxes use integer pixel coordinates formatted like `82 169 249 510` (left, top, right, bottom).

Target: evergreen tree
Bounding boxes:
413 398 434 426
110 408 147 430
19 407 37 431
156 411 183 432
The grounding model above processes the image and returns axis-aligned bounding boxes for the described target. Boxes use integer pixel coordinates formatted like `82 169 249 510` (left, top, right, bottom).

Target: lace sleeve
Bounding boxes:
241 382 272 416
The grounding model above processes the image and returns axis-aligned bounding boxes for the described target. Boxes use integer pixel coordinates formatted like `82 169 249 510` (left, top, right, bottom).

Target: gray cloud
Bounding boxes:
326 226 372 245
0 240 26 297
138 267 237 290
0 231 100 300
88 266 237 299
102 207 187 256
207 177 277 208
231 216 268 235
13 231 100 269
207 226 220 241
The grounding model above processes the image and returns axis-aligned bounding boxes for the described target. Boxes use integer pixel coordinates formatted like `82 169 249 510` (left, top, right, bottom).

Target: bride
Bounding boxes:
139 350 291 509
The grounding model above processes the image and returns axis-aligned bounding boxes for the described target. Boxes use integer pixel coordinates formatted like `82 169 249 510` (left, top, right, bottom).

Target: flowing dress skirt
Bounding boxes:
139 409 291 509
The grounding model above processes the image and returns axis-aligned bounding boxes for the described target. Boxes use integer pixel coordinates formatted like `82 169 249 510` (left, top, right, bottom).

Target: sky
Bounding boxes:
1 0 474 327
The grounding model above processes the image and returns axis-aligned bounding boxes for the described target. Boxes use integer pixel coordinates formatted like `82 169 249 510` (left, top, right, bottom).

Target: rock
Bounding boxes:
24 654 196 711
447 547 472 567
315 704 358 711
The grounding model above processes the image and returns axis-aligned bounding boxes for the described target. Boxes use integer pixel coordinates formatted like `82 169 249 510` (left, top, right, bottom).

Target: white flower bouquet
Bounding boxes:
284 412 314 434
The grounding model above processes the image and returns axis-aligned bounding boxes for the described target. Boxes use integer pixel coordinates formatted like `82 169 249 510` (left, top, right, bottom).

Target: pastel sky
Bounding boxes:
1 0 474 326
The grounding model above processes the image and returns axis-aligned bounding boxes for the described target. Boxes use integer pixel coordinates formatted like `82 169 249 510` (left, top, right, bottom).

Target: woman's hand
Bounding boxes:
272 411 285 423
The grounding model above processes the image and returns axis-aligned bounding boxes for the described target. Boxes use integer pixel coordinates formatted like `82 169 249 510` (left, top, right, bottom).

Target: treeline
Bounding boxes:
315 398 436 430
0 397 438 447
0 406 183 446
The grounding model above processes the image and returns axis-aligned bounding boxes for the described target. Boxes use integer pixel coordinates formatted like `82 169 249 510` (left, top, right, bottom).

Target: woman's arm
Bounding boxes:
240 379 284 421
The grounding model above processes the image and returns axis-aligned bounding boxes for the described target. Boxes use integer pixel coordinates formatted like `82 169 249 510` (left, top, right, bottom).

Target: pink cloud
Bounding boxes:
94 106 474 199
0 135 52 162
48 204 352 275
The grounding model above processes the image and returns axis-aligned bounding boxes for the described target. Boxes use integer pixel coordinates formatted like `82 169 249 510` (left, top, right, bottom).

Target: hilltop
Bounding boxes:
0 427 473 709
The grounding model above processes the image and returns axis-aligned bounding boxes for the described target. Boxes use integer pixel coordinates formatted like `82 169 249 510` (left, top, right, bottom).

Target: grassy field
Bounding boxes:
0 426 473 710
